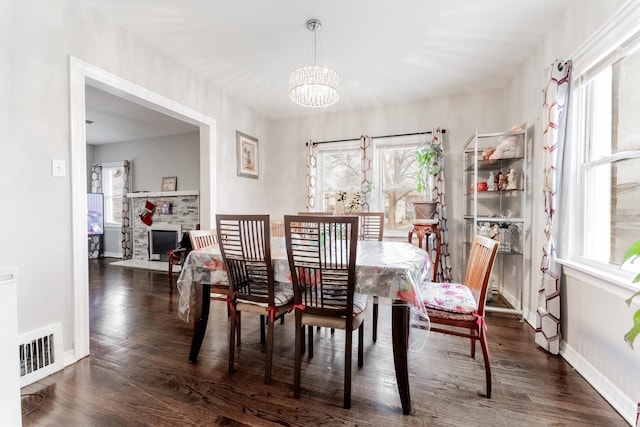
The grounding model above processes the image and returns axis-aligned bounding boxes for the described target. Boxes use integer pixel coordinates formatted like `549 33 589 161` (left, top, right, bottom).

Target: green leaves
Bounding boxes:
623 240 640 349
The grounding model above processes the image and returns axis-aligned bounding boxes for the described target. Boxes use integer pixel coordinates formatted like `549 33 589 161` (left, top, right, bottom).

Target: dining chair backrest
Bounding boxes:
464 235 500 317
216 214 274 304
284 215 359 320
355 212 384 241
297 211 335 216
189 229 217 250
270 219 285 237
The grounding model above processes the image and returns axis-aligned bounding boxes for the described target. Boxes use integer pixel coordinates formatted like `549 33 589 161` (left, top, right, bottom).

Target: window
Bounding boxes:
317 144 361 213
373 136 423 231
315 134 428 232
575 32 640 272
101 164 125 226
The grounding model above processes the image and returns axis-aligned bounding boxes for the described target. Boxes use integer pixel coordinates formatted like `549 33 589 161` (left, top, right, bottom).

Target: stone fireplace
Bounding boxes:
128 191 199 261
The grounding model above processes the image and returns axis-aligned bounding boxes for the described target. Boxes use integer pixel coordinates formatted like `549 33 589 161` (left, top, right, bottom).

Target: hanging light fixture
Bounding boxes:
288 19 340 108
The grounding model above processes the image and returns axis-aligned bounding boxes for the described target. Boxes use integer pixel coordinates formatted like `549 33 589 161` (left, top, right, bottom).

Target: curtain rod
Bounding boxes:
306 129 446 146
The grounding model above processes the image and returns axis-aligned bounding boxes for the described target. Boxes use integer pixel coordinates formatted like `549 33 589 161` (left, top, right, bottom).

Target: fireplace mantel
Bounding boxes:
127 190 198 198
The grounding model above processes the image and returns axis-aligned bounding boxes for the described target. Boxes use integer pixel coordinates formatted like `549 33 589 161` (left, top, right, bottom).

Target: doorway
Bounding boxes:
69 56 217 361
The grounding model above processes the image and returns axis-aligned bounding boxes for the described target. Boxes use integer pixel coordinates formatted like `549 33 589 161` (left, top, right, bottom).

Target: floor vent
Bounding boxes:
19 324 64 387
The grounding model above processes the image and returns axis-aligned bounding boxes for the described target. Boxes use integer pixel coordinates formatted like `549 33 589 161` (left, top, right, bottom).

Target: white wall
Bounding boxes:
268 91 507 281
507 0 640 423
0 0 269 356
90 131 200 192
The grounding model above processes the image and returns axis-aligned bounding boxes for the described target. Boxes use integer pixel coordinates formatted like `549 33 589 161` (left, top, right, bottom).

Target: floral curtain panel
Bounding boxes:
121 160 132 259
360 135 373 211
536 60 572 355
305 140 317 211
430 128 452 282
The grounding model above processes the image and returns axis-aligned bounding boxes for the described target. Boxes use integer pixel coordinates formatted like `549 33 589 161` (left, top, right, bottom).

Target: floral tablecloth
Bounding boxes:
177 239 431 323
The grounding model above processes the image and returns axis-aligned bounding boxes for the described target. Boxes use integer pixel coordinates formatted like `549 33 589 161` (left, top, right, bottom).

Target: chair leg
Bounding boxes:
479 331 492 398
343 325 353 409
308 324 314 359
372 297 379 343
168 261 173 287
294 313 303 399
358 323 364 368
228 309 237 375
260 315 266 345
237 312 241 347
264 315 274 384
470 327 476 358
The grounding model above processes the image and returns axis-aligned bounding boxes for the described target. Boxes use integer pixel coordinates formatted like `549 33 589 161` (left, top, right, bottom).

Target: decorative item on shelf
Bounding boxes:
414 139 442 220
156 201 171 215
498 171 508 191
506 168 518 190
139 199 155 226
161 176 177 192
477 181 488 192
288 19 340 108
478 222 500 240
497 223 512 252
488 171 495 191
488 134 517 160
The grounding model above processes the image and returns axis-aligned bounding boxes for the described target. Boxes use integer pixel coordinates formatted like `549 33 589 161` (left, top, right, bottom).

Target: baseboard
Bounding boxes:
102 252 122 258
560 341 636 425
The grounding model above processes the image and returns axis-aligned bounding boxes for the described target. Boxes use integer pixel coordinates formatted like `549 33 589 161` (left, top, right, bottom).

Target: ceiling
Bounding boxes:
84 0 573 142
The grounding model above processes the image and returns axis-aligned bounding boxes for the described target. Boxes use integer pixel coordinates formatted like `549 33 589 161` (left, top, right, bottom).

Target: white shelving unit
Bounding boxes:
463 128 528 316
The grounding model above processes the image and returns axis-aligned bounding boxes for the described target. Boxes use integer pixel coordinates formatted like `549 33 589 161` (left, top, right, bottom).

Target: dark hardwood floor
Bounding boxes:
20 258 627 426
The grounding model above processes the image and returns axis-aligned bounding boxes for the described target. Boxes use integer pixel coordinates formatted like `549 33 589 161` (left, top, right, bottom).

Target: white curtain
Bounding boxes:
535 60 572 354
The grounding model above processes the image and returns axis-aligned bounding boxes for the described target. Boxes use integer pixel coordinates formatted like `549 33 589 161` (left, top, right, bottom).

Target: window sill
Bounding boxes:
558 257 638 296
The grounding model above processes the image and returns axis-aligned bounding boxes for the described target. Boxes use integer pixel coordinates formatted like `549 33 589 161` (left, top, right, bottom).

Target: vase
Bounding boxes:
413 201 438 220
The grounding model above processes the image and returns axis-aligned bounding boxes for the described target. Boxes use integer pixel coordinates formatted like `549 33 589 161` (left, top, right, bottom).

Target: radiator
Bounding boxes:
18 324 63 387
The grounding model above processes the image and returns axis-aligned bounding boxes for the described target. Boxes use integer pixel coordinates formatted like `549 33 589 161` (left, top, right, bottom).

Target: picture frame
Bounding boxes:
236 131 259 179
161 176 177 191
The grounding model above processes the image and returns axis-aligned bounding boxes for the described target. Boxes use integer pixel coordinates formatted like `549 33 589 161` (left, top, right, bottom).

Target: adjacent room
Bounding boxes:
2 0 639 425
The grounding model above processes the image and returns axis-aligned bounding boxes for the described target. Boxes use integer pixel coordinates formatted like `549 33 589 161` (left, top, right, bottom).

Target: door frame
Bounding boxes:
69 56 217 361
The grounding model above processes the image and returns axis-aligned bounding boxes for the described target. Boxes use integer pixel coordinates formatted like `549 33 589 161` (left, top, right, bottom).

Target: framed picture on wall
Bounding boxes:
162 176 177 191
236 131 259 179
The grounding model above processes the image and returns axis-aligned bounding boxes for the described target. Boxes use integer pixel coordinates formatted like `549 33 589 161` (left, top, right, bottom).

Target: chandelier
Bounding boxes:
288 19 340 108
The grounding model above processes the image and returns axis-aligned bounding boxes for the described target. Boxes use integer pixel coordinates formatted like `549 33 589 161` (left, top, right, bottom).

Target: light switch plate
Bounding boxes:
52 159 66 177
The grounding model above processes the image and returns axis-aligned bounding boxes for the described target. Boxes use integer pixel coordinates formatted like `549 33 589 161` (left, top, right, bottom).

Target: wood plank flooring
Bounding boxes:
20 258 627 426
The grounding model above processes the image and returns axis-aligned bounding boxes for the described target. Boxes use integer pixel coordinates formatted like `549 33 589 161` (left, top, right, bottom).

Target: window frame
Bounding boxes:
565 5 640 288
100 161 125 228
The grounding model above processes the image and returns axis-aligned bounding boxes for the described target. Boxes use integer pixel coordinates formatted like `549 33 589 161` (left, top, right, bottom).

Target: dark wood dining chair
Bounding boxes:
168 224 200 287
355 212 385 342
284 214 366 409
216 214 294 384
414 234 499 398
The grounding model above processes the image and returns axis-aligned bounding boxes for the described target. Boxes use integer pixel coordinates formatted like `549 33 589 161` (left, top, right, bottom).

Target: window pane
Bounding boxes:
319 151 360 191
584 157 640 265
382 189 421 231
102 167 124 224
615 47 640 152
380 147 418 188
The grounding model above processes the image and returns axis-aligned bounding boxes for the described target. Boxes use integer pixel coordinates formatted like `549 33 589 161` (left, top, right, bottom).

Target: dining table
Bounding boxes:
176 238 432 415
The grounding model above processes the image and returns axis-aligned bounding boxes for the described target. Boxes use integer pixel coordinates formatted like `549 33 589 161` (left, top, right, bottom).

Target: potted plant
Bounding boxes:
623 240 640 348
413 141 442 220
